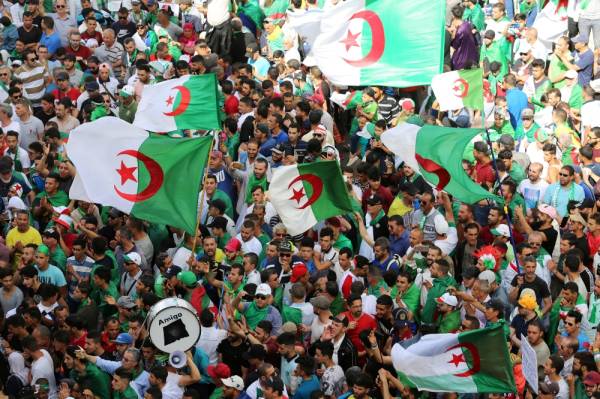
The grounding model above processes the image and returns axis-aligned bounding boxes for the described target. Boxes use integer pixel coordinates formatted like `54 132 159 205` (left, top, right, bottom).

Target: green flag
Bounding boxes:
431 69 484 111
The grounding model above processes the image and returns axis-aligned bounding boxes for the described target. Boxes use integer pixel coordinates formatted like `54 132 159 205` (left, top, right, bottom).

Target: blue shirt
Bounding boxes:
272 130 289 144
1 24 18 52
372 255 400 273
35 264 67 287
389 230 410 257
248 56 270 78
542 182 585 217
506 88 529 129
575 48 594 87
40 31 62 55
293 375 321 399
258 137 277 157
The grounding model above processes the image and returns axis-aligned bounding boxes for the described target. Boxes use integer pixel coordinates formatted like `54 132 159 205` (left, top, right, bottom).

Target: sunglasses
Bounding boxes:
0 73 7 76
280 252 291 258
565 321 575 326
27 57 38 62
420 200 429 205
255 294 267 300
559 173 571 177
56 4 65 7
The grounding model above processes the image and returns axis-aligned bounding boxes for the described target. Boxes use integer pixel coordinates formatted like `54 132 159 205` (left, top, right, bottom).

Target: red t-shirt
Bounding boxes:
80 31 103 46
52 87 81 103
64 44 92 61
362 186 394 212
342 311 376 353
474 161 495 186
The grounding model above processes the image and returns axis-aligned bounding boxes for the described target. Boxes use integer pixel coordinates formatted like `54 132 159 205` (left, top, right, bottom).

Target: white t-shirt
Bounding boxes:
236 235 263 256
310 316 332 344
518 179 549 211
161 372 184 399
32 349 57 399
196 326 228 365
290 301 315 326
207 0 230 27
582 100 600 134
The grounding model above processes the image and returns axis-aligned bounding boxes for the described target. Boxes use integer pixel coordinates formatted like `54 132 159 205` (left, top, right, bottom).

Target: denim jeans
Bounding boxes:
578 17 600 50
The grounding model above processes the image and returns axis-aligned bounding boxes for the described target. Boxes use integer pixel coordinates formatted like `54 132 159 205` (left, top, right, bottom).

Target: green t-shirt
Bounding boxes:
549 54 569 89
330 294 345 316
50 246 67 273
114 386 138 399
438 310 461 333
508 162 526 185
333 233 353 251
212 189 234 219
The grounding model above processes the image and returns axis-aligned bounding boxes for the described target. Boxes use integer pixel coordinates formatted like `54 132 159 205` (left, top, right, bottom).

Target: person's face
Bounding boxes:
532 65 544 80
142 346 154 361
228 267 242 284
55 0 67 13
1 273 13 290
35 252 49 267
23 15 32 28
339 252 350 269
409 229 421 247
559 169 572 186
491 6 503 19
543 358 553 376
87 19 97 32
45 177 59 193
203 238 217 257
26 53 37 67
319 234 332 251
487 209 500 226
396 276 410 292
426 248 440 266
102 32 115 46
548 92 560 106
523 261 537 278
283 96 294 111
64 353 75 369
585 383 598 397
527 325 542 344
5 134 17 150
565 316 578 334
349 299 362 317
484 306 498 321
352 385 369 399
373 245 386 261
106 321 120 338
204 177 216 195
375 303 390 319
112 375 126 391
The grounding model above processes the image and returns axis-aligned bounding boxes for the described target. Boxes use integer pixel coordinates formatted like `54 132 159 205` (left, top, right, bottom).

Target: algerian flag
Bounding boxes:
307 0 444 87
330 90 363 110
431 69 484 111
133 74 220 132
383 124 502 204
269 161 353 235
392 325 516 393
67 117 212 233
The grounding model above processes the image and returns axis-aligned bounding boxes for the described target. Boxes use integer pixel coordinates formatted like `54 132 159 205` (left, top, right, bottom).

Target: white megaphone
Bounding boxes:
169 351 187 369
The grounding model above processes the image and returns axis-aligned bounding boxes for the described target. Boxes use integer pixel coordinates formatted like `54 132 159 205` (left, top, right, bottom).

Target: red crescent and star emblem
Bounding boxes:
114 150 164 202
445 342 481 377
415 154 451 191
452 78 469 98
287 173 323 209
163 85 191 117
340 10 385 67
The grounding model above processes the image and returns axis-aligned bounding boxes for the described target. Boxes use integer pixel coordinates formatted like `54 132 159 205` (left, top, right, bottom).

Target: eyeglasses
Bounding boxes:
519 52 528 55
559 173 570 177
255 294 267 300
0 73 8 76
27 57 37 62
279 253 291 258
565 321 575 326
11 95 21 100
55 4 65 7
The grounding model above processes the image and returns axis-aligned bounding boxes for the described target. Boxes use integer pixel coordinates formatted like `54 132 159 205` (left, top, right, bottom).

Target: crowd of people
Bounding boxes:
0 0 598 398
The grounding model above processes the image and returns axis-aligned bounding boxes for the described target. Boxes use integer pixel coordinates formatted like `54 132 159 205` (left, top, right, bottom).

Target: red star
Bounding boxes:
289 187 305 204
339 29 360 52
165 95 174 106
448 353 465 367
116 161 137 185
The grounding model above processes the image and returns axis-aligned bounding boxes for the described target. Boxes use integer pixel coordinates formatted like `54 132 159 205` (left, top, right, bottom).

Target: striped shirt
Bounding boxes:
94 42 124 79
377 94 400 127
14 63 48 104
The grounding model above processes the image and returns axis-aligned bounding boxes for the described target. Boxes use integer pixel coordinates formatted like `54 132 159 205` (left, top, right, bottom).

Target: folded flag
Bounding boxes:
431 68 484 111
306 0 444 87
133 74 220 132
269 161 353 235
392 325 516 393
67 117 212 233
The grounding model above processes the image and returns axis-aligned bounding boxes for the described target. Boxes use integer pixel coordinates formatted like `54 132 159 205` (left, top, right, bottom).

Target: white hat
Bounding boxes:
7 196 26 211
256 283 272 297
479 270 496 285
433 214 449 235
123 252 142 266
221 376 244 391
491 224 510 238
436 293 458 307
119 85 135 97
56 214 73 229
517 41 532 54
590 79 600 93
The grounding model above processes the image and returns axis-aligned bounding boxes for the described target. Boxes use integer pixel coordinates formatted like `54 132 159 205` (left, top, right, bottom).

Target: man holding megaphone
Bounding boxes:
147 350 201 399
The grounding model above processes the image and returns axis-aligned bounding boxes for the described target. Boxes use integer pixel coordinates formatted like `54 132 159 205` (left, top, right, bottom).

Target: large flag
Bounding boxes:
67 117 212 233
392 325 516 393
269 161 352 235
133 74 220 132
431 69 484 111
304 0 444 87
382 124 501 204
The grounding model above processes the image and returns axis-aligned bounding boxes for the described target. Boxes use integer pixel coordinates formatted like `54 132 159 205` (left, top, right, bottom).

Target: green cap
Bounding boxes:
177 271 197 288
37 244 50 255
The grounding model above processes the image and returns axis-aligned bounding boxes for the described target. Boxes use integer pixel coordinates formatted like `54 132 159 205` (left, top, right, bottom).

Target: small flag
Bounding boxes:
67 117 212 233
392 325 516 393
269 161 353 235
431 68 484 111
133 74 220 132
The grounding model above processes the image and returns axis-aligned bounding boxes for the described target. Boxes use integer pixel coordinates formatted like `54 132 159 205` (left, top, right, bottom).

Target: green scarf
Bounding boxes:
245 173 267 204
36 190 69 207
243 301 269 329
369 210 385 227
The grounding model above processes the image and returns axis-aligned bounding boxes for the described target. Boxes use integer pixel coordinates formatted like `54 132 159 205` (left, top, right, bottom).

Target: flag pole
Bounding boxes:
191 136 215 255
483 129 521 274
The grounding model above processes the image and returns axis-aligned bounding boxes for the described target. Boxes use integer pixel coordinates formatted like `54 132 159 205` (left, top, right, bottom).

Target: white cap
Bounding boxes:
433 214 449 235
590 79 600 93
491 224 510 238
436 293 458 307
123 252 142 266
256 283 272 297
517 41 532 54
479 270 496 285
221 376 244 391
119 85 135 97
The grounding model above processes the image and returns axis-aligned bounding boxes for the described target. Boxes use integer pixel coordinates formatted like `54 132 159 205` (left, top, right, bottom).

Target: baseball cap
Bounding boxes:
538 204 557 220
242 344 267 361
433 214 449 235
42 228 60 240
400 98 415 112
491 224 510 238
123 252 142 266
436 293 458 307
478 270 496 285
209 150 223 160
572 34 587 44
278 240 292 253
485 299 503 313
245 42 259 57
221 376 244 391
37 244 50 255
207 216 228 231
0 157 12 173
208 199 226 214
112 332 133 344
498 134 515 147
569 213 587 227
366 194 383 206
117 296 136 309
462 266 480 280
177 271 198 288
539 381 560 395
85 81 99 91
207 363 231 379
255 123 269 135
310 295 331 310
55 214 73 230
271 143 284 155
56 72 69 81
120 85 134 97
521 108 534 119
147 0 157 5
224 237 242 253
584 371 600 386
518 291 538 310
290 263 308 283
325 217 341 228
255 283 272 297
131 0 141 4
164 265 182 279
309 93 324 105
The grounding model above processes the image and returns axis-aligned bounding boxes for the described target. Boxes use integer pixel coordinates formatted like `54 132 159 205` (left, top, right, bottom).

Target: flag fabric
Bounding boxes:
133 74 220 132
67 117 212 233
431 69 484 111
391 325 516 393
269 161 353 235
330 90 363 110
380 122 421 172
304 0 444 87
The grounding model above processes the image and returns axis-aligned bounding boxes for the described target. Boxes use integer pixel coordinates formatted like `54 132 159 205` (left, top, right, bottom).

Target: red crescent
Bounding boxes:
446 342 481 378
453 78 469 98
287 173 323 209
114 150 164 202
163 85 191 117
342 10 385 68
415 154 450 191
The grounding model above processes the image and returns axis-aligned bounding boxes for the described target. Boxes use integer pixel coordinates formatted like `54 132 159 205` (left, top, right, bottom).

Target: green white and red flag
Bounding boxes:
431 68 484 111
67 117 212 233
133 74 220 132
269 161 353 235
